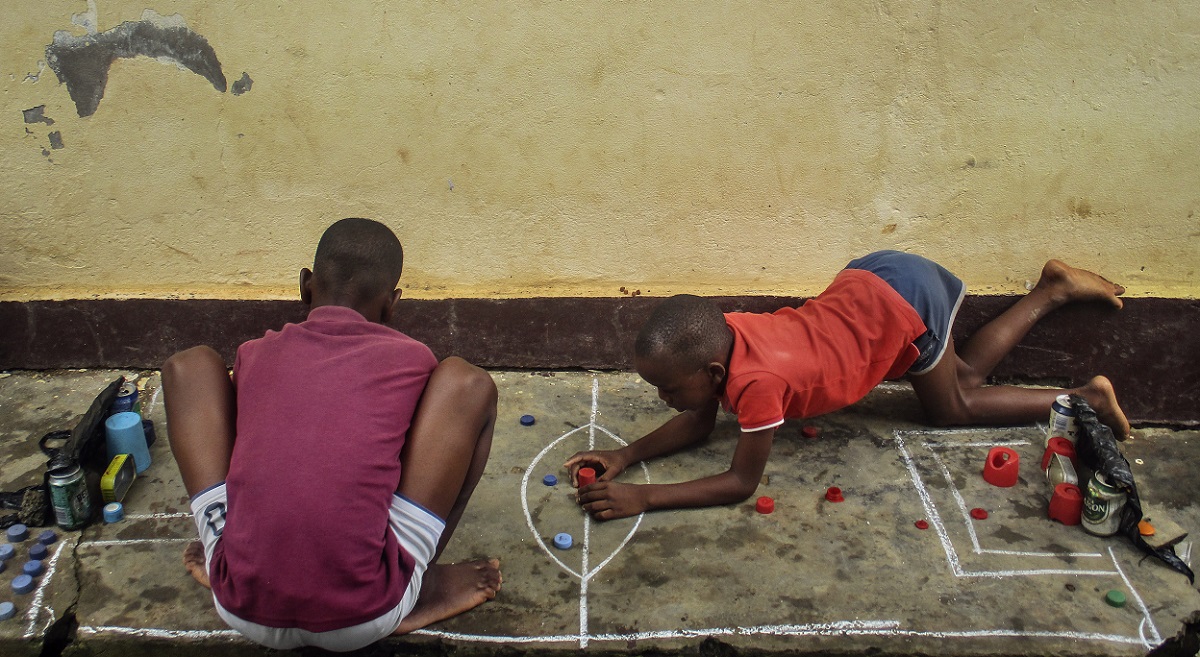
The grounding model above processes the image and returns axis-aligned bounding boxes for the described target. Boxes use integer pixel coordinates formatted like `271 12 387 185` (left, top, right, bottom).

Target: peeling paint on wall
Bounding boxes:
231 72 253 96
22 106 54 125
44 10 228 117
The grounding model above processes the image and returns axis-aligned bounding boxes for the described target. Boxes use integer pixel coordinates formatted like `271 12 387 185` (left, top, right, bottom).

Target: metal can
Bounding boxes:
48 463 92 531
111 382 139 415
1045 452 1079 489
1082 472 1127 537
1048 394 1077 445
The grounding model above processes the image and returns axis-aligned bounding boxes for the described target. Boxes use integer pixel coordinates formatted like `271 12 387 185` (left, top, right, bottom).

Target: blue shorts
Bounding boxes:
845 251 965 375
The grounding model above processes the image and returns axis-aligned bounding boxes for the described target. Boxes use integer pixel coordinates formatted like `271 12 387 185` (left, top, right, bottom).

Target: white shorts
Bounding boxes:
189 484 444 652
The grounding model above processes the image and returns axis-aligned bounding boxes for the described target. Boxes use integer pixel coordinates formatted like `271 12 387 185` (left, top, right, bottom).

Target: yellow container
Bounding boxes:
101 454 137 503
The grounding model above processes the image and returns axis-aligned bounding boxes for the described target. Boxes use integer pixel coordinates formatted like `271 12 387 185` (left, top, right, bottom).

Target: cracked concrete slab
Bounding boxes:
1 369 1197 656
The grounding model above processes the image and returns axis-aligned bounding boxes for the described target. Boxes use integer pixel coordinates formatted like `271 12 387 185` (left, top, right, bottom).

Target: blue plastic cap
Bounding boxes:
543 474 558 486
37 530 57 546
30 543 48 561
103 502 125 524
23 560 44 577
0 544 14 561
520 414 536 426
0 560 6 575
12 574 34 595
553 532 573 550
0 601 15 620
6 524 28 542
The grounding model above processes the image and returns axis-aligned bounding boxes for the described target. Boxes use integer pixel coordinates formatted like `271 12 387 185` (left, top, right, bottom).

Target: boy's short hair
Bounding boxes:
635 295 728 369
313 218 404 302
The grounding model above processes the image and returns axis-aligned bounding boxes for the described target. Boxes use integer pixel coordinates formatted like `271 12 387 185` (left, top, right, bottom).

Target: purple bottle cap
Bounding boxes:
6 524 28 542
12 574 34 595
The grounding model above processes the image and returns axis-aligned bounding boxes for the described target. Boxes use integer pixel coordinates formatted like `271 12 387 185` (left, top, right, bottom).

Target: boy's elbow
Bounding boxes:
727 476 759 502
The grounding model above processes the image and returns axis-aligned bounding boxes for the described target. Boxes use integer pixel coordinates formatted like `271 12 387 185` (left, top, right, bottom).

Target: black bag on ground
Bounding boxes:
1071 394 1194 583
0 377 124 530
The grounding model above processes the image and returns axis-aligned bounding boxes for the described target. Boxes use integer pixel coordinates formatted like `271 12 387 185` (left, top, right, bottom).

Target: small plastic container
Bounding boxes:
104 411 152 473
982 446 1019 487
1048 483 1083 526
577 468 597 487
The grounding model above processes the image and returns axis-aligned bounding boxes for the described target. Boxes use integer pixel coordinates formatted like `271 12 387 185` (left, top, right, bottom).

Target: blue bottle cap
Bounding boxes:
6 524 28 542
37 530 57 546
0 544 14 561
520 414 536 426
12 574 34 595
553 532 573 550
0 560 6 574
29 543 48 561
0 601 14 620
103 502 125 524
543 474 558 486
23 560 44 577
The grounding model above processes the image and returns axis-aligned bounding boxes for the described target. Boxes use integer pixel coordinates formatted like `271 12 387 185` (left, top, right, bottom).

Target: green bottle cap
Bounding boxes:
1105 590 1127 608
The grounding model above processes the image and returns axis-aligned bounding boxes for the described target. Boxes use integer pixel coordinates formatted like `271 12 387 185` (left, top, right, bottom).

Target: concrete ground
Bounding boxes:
0 369 1197 657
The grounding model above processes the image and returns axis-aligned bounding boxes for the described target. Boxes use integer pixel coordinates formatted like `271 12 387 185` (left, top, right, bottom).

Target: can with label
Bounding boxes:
1082 472 1127 537
111 382 139 415
48 463 92 531
1048 394 1077 445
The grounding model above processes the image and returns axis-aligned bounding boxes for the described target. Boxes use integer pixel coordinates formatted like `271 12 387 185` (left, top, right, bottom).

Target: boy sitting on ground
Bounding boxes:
163 218 502 652
566 250 1128 520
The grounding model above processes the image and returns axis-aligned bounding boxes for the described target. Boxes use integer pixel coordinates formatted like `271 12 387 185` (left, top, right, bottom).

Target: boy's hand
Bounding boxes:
564 449 628 486
576 481 647 520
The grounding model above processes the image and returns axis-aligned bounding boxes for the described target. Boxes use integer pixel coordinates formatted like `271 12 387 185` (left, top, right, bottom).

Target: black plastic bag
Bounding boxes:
1071 394 1194 583
0 376 124 530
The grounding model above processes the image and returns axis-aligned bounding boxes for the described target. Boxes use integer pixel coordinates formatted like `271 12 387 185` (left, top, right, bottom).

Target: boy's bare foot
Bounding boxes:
183 540 212 589
1080 375 1131 441
1037 260 1125 309
394 559 502 634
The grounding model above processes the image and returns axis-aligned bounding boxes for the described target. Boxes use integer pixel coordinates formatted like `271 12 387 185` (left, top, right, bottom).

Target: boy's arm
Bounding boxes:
564 399 718 482
577 426 776 520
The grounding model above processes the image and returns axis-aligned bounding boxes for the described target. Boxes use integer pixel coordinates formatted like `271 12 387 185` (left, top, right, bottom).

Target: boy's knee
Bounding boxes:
433 357 497 405
162 346 224 383
921 397 972 427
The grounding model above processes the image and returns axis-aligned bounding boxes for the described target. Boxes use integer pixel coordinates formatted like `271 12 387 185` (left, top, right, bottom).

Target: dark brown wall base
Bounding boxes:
1 296 1196 424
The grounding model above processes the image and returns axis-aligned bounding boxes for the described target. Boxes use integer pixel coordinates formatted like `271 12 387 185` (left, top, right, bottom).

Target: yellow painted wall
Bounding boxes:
2 1 1198 302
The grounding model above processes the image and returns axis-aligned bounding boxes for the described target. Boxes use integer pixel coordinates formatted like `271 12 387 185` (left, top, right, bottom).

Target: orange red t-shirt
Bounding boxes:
720 269 927 431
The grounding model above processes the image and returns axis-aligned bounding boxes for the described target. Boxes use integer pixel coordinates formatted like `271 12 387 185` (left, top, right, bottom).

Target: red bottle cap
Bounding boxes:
914 520 929 530
577 467 596 487
755 496 775 514
825 487 844 503
802 425 820 439
970 507 989 520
